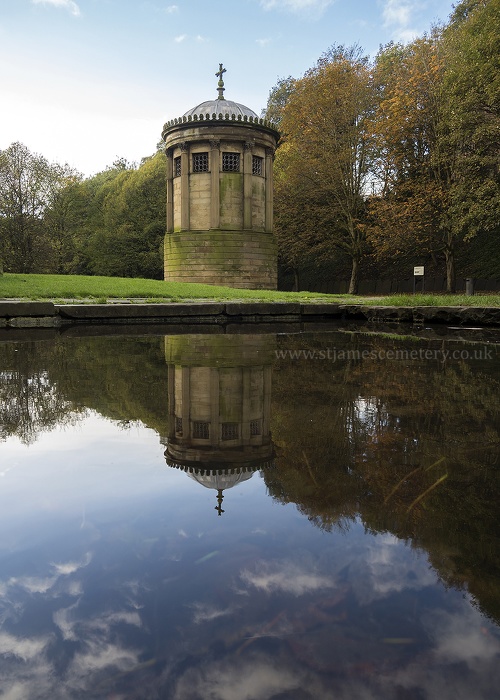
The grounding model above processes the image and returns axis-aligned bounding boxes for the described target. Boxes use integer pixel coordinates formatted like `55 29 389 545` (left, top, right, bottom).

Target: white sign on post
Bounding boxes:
414 266 424 276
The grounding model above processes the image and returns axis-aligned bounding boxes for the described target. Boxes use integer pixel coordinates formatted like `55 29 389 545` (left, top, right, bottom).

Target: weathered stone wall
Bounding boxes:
252 176 266 230
164 230 277 289
220 172 243 230
189 172 211 230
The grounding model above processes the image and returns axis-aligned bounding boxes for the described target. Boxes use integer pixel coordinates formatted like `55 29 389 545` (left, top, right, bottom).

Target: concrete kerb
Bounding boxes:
0 300 500 329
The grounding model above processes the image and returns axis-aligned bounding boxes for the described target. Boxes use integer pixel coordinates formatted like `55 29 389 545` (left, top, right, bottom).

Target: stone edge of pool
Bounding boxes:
0 300 500 329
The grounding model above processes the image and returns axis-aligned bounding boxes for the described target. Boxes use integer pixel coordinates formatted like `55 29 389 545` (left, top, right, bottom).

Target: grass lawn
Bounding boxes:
0 273 499 306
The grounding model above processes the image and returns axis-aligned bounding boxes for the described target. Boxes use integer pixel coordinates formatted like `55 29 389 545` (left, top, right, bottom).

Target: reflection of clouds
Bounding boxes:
8 575 57 594
429 606 500 665
1 552 93 599
348 533 436 604
171 652 386 700
384 604 500 699
240 559 334 596
53 601 79 640
173 655 328 700
169 605 500 700
70 641 138 674
0 632 49 661
53 600 142 642
51 552 92 575
190 601 236 624
0 600 143 698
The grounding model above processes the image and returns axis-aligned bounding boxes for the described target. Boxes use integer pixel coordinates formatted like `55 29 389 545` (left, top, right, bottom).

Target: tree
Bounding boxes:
43 165 83 273
275 46 377 293
368 36 461 290
369 2 499 292
262 76 295 126
76 152 166 279
0 142 55 272
442 0 500 243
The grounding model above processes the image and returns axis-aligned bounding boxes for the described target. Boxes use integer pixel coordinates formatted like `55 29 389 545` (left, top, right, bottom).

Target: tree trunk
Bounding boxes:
292 267 300 292
348 257 359 295
445 248 456 293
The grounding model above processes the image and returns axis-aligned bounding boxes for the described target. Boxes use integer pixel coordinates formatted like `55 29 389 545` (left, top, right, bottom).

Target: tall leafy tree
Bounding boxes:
43 165 83 273
0 142 59 273
274 46 376 293
442 0 500 243
368 36 461 290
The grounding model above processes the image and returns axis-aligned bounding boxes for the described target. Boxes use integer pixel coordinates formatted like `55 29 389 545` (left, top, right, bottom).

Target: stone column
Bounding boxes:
167 364 176 436
181 367 190 440
241 367 251 444
263 365 272 437
210 140 220 230
165 148 174 233
180 142 189 231
243 141 254 230
265 147 274 233
210 368 220 447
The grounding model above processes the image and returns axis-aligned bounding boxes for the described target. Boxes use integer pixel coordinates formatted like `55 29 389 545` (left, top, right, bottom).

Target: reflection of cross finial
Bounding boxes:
216 63 227 100
215 488 225 516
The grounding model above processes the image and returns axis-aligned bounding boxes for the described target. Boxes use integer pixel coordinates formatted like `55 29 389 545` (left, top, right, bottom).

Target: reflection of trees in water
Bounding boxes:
2 330 500 624
0 336 169 444
0 343 84 444
269 332 500 623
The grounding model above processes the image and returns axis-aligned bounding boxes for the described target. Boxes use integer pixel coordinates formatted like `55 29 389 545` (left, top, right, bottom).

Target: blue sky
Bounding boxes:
0 0 455 176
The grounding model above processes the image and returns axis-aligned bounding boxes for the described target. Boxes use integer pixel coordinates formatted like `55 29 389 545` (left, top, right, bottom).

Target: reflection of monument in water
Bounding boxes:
164 335 275 514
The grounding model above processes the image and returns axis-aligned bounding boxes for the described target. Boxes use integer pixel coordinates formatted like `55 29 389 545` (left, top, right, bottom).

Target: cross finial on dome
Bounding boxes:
216 63 227 100
215 488 225 516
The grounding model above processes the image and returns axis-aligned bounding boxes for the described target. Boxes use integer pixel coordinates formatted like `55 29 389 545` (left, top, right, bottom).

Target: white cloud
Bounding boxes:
240 560 334 596
256 38 272 47
172 654 342 700
260 0 333 15
8 575 58 594
430 608 500 665
174 34 187 43
0 632 49 661
190 602 235 624
51 552 92 576
381 0 422 42
166 4 179 13
382 0 412 26
32 0 81 17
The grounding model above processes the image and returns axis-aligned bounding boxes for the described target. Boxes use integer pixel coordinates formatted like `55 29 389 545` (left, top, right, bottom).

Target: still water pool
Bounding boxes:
0 326 499 699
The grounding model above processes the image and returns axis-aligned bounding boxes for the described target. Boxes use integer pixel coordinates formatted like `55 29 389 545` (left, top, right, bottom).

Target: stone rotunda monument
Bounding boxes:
161 65 280 289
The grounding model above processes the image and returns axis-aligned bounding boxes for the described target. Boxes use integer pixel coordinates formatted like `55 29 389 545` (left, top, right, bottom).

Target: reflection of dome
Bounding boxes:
166 462 272 515
187 468 254 491
182 99 258 120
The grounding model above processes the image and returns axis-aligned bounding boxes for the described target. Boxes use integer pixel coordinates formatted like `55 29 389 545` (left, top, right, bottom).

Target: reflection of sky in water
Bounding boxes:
0 413 499 699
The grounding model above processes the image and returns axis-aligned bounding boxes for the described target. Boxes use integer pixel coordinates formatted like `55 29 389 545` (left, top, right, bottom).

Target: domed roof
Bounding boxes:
183 99 258 120
162 64 279 138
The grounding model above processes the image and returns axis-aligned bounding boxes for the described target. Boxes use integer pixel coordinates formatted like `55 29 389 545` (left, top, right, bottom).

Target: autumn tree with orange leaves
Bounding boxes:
273 45 377 294
367 35 463 291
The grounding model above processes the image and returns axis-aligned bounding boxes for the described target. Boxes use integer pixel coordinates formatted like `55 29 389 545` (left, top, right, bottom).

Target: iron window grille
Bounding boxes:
222 152 240 172
193 421 210 439
250 419 262 436
174 157 181 177
192 152 209 172
252 156 263 175
221 423 239 440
